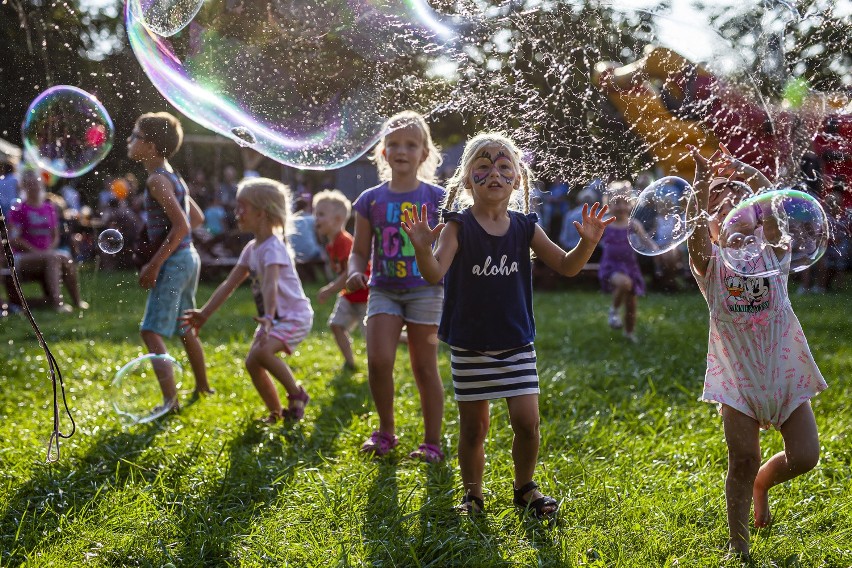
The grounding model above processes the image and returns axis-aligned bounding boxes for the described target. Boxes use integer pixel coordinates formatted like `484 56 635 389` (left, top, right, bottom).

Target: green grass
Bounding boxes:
1 270 851 567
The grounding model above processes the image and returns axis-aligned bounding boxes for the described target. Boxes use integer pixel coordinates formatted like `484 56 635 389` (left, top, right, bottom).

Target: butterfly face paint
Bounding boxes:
471 147 517 188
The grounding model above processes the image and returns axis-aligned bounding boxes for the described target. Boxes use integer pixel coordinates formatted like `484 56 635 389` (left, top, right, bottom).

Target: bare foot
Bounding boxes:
753 486 772 528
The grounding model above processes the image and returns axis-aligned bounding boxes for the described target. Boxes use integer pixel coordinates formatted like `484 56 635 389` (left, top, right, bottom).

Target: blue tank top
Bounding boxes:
144 167 192 251
438 208 538 351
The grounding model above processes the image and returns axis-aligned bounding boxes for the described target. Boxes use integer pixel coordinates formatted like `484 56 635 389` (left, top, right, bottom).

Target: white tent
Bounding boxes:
0 138 22 164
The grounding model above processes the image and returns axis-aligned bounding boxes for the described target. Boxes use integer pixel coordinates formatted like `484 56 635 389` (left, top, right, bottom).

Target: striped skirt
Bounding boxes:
450 343 539 401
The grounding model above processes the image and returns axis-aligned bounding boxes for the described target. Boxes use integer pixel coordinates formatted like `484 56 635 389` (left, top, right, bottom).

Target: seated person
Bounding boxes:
6 165 87 312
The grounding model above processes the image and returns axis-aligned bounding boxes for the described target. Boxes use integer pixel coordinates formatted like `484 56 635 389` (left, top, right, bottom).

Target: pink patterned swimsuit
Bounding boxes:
691 244 827 429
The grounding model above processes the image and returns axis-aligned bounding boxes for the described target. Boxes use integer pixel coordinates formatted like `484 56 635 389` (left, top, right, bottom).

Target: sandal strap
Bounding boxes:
460 493 484 512
372 431 396 444
464 494 484 509
287 385 309 403
527 495 559 518
513 480 539 500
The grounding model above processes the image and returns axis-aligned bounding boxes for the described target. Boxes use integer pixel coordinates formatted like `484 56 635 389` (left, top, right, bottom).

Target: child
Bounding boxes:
345 110 446 462
128 112 213 415
598 180 651 342
203 196 229 236
181 178 314 423
687 143 828 559
314 189 368 371
401 132 613 516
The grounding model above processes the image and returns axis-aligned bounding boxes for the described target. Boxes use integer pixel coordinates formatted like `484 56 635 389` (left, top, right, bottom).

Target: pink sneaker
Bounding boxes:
360 430 399 456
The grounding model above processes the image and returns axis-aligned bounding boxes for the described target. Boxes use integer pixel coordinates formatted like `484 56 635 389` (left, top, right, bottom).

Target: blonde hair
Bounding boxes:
236 177 293 234
312 189 351 220
372 111 442 183
443 132 534 215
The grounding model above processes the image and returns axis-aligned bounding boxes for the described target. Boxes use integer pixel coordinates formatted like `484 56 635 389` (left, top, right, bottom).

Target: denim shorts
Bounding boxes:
140 247 200 338
329 296 368 332
366 284 443 326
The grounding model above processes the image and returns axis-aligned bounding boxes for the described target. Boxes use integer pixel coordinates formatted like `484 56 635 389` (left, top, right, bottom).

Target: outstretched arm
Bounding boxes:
180 264 250 334
686 144 718 277
400 204 458 284
714 146 783 252
531 202 614 277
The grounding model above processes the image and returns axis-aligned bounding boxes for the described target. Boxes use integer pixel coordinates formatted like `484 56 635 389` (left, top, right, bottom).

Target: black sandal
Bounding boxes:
456 493 485 515
513 481 558 519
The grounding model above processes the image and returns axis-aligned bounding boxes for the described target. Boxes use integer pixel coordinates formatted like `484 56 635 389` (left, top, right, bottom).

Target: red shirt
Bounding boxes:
327 230 369 304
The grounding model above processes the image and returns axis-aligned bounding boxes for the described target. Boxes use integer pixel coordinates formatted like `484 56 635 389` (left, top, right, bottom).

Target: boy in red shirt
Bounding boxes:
314 190 369 370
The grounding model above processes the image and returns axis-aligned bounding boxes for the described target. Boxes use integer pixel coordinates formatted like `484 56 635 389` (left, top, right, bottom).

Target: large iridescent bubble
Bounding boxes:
126 0 466 169
22 86 114 178
719 188 829 277
628 176 696 255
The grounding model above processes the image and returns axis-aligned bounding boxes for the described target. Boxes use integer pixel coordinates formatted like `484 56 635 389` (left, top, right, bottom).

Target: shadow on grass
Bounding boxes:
170 368 373 564
363 460 401 566
0 421 176 564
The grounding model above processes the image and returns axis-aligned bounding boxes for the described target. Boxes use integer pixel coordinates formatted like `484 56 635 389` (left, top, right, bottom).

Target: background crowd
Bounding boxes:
1 136 850 315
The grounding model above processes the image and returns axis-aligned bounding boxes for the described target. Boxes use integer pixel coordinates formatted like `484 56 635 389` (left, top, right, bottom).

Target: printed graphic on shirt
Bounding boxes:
372 200 424 280
471 255 519 277
721 270 771 314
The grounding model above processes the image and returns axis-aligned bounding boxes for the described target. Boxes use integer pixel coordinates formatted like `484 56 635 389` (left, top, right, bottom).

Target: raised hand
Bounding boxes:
687 143 721 185
400 204 445 252
714 144 756 180
252 315 274 346
575 202 615 244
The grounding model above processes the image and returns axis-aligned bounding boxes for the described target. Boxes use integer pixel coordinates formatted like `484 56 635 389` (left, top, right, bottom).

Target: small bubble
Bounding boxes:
97 229 124 254
230 126 257 147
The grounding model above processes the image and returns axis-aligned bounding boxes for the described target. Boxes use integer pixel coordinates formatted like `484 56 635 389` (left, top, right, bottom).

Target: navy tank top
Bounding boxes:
438 208 538 351
144 167 192 251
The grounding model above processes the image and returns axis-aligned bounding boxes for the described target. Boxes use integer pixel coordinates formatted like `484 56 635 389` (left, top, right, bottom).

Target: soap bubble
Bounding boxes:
111 353 183 425
98 229 124 254
126 0 466 169
628 176 696 256
129 0 204 37
22 86 114 178
719 188 829 277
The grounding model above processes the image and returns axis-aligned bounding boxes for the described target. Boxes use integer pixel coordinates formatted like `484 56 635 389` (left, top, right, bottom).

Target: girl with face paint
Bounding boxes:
401 132 613 517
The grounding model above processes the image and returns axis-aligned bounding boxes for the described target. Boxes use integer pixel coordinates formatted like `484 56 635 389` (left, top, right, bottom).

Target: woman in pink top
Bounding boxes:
7 166 86 312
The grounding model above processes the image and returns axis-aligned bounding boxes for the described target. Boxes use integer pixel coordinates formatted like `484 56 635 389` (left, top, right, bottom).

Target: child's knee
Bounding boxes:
792 445 820 473
512 416 540 440
460 420 489 445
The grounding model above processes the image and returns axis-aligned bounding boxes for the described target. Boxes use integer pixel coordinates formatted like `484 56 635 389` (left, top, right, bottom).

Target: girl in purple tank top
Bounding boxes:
598 180 654 342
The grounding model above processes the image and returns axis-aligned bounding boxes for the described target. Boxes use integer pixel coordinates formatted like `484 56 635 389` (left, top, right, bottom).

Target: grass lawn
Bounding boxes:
1 269 851 567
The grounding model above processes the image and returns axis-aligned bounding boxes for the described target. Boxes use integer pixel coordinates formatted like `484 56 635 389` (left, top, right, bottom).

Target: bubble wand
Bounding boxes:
0 203 75 462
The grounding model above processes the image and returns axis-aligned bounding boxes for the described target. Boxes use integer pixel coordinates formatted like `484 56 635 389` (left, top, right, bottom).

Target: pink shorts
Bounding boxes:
253 317 313 354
